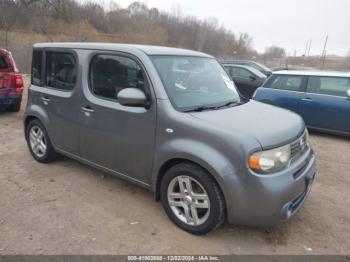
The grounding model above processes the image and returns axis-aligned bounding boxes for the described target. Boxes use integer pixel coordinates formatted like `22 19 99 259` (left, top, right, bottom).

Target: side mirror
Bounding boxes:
347 89 350 99
249 76 257 81
117 88 147 107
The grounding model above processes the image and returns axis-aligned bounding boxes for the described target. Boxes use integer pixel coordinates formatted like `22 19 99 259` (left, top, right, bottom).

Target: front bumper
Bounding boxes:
224 146 316 227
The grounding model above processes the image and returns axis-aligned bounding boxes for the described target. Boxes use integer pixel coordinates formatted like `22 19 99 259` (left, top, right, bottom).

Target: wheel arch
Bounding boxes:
154 157 227 211
152 137 240 204
24 114 47 139
24 115 38 130
24 105 51 139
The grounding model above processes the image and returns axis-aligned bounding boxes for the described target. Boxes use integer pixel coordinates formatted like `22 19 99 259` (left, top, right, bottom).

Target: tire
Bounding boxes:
8 100 21 112
26 119 57 163
160 162 225 235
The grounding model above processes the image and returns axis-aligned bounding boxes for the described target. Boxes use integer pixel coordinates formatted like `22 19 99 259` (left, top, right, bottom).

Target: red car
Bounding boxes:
0 49 24 112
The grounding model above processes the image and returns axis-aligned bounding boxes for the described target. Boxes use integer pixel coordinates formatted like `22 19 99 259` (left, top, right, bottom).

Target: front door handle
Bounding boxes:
301 97 313 102
81 106 95 113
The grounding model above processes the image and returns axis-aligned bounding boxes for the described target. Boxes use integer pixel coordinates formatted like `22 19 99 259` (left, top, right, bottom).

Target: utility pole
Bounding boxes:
307 39 312 57
321 35 328 69
304 42 308 57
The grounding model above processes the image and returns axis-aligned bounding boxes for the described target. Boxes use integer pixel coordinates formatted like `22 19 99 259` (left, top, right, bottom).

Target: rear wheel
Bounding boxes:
26 120 57 163
160 162 225 235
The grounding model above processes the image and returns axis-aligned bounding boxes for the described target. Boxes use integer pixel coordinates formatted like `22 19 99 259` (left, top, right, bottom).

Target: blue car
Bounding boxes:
253 71 350 136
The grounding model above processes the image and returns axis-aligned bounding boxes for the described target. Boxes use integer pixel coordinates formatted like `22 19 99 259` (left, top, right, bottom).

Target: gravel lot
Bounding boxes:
0 83 349 255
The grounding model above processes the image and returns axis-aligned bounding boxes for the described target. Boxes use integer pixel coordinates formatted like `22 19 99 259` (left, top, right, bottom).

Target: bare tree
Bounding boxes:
0 0 19 48
232 33 253 58
1 0 258 70
264 45 286 59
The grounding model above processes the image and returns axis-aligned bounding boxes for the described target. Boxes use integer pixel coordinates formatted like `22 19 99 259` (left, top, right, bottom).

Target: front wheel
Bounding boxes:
160 162 225 235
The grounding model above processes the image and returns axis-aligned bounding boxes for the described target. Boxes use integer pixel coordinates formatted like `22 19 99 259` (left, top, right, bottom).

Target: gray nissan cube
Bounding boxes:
24 43 316 235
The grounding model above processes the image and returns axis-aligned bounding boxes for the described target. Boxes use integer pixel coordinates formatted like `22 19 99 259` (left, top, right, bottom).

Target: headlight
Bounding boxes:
248 144 291 174
305 129 309 144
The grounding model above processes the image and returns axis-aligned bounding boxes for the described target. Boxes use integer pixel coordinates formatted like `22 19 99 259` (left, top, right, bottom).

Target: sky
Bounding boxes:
85 0 350 56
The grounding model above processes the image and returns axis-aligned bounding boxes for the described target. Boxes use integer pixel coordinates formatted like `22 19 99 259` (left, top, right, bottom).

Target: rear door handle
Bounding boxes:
81 106 95 113
301 97 313 102
41 96 51 104
41 96 50 102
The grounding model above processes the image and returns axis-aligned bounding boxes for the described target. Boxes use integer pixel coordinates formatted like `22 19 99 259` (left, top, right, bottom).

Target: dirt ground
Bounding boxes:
0 82 349 255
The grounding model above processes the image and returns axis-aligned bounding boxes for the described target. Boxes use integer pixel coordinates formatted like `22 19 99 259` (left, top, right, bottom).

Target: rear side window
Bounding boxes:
307 76 350 97
0 55 9 70
45 51 77 90
268 75 303 91
32 50 43 86
89 54 145 100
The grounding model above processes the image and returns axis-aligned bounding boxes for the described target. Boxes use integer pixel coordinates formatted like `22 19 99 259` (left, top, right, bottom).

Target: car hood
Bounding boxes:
190 100 305 149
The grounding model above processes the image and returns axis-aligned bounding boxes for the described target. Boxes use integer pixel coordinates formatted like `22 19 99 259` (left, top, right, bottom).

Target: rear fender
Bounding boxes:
24 104 51 138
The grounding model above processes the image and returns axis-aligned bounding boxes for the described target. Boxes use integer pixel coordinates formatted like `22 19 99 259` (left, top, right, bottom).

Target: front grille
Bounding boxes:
290 131 308 161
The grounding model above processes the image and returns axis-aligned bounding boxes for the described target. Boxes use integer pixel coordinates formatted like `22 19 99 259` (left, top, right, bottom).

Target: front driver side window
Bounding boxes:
238 68 254 79
89 54 145 100
231 67 240 77
231 67 254 79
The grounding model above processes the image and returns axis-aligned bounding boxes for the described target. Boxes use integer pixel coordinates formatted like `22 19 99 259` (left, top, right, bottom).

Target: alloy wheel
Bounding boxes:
167 175 210 226
29 125 47 158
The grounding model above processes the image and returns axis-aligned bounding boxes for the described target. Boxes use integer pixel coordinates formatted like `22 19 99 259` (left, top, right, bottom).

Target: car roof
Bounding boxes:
33 42 212 58
223 64 252 69
222 60 250 63
222 60 271 71
273 70 350 78
223 64 267 78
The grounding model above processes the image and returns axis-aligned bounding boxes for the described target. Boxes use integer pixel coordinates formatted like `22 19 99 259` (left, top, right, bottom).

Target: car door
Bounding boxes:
79 52 156 185
41 50 80 155
299 76 350 132
254 74 306 113
229 67 257 98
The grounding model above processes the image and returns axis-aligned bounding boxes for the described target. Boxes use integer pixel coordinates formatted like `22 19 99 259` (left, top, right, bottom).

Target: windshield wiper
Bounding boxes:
183 105 218 112
215 100 240 109
184 100 244 113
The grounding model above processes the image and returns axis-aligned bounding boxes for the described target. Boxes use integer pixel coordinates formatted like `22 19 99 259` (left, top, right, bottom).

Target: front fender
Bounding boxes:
152 138 245 205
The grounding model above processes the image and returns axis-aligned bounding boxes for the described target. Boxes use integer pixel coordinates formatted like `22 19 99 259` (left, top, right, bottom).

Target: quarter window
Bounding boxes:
45 52 77 90
31 50 43 86
89 54 145 100
269 75 303 91
307 76 350 97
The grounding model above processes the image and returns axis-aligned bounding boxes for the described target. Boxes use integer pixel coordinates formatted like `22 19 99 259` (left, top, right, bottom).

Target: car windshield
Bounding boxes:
252 62 271 73
151 56 241 112
246 67 267 78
